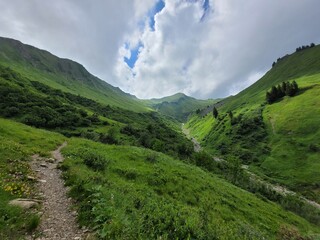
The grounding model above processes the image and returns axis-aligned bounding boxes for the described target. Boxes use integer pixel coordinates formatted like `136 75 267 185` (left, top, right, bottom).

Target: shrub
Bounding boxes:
277 225 309 240
146 153 158 163
83 152 108 171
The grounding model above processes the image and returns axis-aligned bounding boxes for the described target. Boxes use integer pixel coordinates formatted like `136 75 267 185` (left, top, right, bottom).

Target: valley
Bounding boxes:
0 37 319 239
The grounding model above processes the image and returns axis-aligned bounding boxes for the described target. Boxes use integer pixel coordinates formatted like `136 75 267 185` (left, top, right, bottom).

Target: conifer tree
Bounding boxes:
292 81 299 95
213 107 218 119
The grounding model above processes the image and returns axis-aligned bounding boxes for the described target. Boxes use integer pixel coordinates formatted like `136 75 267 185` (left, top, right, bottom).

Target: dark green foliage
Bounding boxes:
0 65 194 161
212 107 218 119
309 143 320 152
83 152 108 171
100 128 118 145
192 151 217 171
0 67 101 129
205 107 268 164
266 81 299 104
296 43 316 52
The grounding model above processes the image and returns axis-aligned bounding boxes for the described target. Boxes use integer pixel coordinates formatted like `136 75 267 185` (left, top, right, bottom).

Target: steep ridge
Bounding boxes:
1 118 319 239
186 44 320 202
1 36 320 239
0 37 147 112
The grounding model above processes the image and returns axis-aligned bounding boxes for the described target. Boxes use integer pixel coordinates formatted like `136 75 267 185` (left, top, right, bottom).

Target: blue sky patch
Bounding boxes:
149 0 165 31
124 42 143 68
200 0 210 21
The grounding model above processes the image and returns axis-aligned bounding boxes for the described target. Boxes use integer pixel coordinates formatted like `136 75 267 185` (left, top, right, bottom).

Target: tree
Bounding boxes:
213 107 218 119
310 43 315 47
272 62 276 67
228 111 233 119
292 81 299 95
281 81 287 94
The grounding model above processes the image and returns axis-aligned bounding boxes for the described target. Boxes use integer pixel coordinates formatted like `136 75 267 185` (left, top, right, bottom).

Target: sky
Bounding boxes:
1 0 320 99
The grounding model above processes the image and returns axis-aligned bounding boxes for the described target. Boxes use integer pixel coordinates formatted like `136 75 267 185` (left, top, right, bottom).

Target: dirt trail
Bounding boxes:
270 118 276 134
181 126 320 210
30 142 88 240
181 124 201 152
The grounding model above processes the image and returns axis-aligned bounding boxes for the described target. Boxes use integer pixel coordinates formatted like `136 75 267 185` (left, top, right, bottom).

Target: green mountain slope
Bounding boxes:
0 64 194 161
1 36 320 239
144 93 217 122
0 37 148 112
186 45 320 201
223 44 320 111
0 118 319 239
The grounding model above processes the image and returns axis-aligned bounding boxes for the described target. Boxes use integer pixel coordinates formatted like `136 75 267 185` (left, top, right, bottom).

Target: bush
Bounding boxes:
145 153 158 163
83 152 108 171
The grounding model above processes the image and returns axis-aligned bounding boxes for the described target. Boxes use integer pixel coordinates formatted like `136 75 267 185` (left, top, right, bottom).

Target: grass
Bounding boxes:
61 137 319 239
260 74 320 199
0 37 149 112
186 46 320 202
185 113 216 141
0 118 65 239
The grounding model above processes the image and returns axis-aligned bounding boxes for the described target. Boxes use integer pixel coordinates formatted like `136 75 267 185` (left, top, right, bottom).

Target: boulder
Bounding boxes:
9 198 40 209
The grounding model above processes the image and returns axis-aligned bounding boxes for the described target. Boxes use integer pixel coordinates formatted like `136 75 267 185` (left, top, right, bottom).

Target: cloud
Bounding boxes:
1 0 320 99
115 0 320 99
0 0 152 82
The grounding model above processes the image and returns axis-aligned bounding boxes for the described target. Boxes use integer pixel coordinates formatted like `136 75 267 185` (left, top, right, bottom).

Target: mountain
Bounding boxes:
0 37 148 112
1 37 319 239
144 93 218 122
1 118 318 239
186 44 320 202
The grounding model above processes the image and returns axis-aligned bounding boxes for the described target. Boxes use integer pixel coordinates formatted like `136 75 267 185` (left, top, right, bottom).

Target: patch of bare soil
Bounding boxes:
29 142 89 240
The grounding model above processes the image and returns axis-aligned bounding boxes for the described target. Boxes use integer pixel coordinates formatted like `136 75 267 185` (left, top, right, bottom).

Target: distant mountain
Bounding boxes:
186 44 320 202
1 36 319 239
0 37 147 112
144 93 218 122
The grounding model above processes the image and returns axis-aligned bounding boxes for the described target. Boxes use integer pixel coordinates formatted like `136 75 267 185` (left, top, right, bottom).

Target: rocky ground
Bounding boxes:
28 142 90 240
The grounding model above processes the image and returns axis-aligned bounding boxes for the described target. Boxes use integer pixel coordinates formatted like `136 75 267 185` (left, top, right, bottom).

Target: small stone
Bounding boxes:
40 163 47 168
9 198 39 209
38 179 47 183
27 175 36 181
74 237 81 240
47 158 55 163
71 211 77 216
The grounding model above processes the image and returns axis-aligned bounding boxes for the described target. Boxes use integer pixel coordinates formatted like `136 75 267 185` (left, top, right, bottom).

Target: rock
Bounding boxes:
27 175 36 181
40 163 48 168
9 198 39 209
74 237 81 240
47 158 55 163
38 179 47 183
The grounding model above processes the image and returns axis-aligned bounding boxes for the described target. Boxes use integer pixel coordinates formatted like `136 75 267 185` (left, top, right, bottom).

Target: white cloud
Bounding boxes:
115 0 320 99
1 0 320 99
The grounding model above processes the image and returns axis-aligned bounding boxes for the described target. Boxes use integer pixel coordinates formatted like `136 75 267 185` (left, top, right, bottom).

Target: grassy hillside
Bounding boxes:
144 93 217 122
0 64 195 161
222 44 320 111
261 74 320 198
186 45 320 201
1 118 319 239
0 37 148 112
0 118 65 239
1 36 320 239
